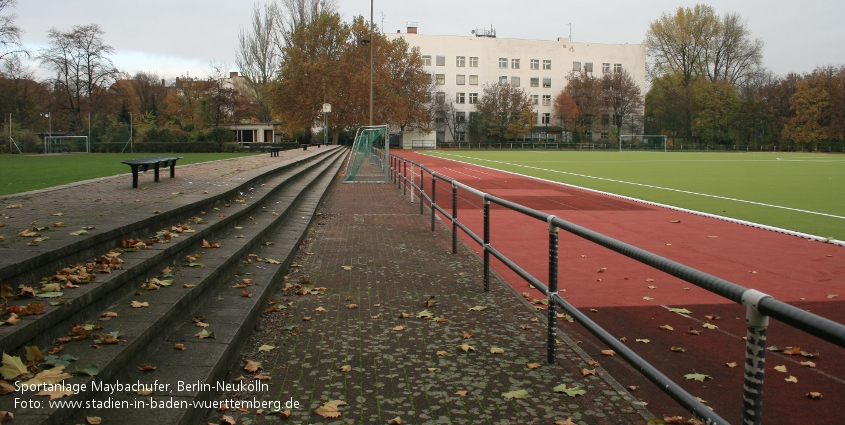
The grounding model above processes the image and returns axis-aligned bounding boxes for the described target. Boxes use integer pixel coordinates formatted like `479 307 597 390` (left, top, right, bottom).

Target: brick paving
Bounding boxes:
205 174 651 425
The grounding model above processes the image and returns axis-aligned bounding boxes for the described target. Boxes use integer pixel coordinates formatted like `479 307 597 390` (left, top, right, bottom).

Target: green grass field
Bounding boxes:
0 153 261 196
424 151 845 240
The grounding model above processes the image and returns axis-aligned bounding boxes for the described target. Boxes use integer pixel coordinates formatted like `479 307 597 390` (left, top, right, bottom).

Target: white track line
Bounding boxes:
425 152 845 247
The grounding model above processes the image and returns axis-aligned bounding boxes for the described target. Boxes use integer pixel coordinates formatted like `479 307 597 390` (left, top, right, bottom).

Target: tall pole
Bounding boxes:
369 0 374 126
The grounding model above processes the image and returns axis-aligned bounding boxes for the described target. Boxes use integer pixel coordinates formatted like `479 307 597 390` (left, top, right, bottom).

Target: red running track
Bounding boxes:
399 152 845 424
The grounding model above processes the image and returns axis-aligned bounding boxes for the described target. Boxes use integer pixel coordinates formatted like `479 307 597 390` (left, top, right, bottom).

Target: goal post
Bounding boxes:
619 134 667 152
342 125 390 183
44 136 90 153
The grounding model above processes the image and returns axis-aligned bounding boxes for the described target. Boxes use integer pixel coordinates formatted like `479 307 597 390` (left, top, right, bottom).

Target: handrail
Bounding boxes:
389 153 845 425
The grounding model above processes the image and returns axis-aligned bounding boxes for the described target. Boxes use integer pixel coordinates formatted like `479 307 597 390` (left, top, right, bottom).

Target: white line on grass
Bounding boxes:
437 152 845 221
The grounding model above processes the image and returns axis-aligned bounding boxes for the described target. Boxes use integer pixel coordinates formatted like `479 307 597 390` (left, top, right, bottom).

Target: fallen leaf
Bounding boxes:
669 307 692 315
387 417 405 425
137 364 157 372
436 351 448 356
459 344 476 352
173 344 186 351
502 389 529 399
556 419 576 425
244 360 261 373
490 347 505 354
806 392 823 399
627 385 639 391
455 390 468 396
34 387 73 399
601 350 616 356
704 313 720 320
195 329 214 339
688 328 701 336
526 363 541 369
774 365 787 373
130 301 148 308
468 305 487 311
702 322 718 330
636 339 650 344
553 384 586 396
314 400 346 418
785 376 798 383
340 365 352 372
582 368 596 376
392 326 404 331
801 361 816 368
684 372 711 382
461 330 473 339
588 359 601 367
726 362 737 368
417 310 433 319
642 296 654 301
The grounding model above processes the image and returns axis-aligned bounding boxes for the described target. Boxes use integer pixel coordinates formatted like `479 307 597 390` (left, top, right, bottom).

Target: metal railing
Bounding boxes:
388 153 845 425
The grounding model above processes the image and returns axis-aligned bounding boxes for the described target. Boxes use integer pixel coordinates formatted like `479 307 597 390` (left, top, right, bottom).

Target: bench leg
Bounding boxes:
131 166 140 188
169 162 176 178
154 164 161 182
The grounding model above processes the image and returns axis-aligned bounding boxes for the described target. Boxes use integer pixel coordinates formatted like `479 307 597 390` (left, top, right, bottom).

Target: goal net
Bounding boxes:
343 125 390 183
45 136 89 153
619 135 667 152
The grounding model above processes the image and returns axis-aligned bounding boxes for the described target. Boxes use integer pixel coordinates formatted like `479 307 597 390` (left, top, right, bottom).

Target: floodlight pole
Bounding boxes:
369 0 373 126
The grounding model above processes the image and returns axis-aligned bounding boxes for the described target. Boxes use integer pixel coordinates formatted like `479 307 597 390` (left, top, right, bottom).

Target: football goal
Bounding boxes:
44 135 90 153
343 125 390 184
619 134 667 152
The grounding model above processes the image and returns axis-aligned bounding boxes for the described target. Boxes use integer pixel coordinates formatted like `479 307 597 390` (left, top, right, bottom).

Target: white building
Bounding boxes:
385 24 646 145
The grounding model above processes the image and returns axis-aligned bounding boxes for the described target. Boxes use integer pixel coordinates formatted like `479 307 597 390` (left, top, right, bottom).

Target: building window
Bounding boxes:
456 111 466 123
499 58 508 68
455 131 466 142
469 75 478 85
499 75 508 85
543 59 552 70
531 59 539 70
511 76 520 87
614 63 623 73
436 55 445 66
512 58 520 69
469 93 478 104
456 92 465 104
603 63 611 73
435 74 445 85
573 61 581 72
585 62 593 73
435 92 445 103
543 77 551 88
456 74 465 85
456 56 465 67
424 73 432 83
530 94 538 105
542 113 550 124
470 56 479 67
542 95 551 106
422 55 431 66
530 77 539 87
425 91 432 103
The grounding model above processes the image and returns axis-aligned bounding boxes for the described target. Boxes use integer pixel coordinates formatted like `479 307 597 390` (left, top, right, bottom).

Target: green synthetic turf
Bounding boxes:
424 151 845 240
0 153 261 196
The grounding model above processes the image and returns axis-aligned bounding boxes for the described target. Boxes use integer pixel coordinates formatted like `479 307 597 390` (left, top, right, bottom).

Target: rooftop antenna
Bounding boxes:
568 23 572 41
381 12 386 33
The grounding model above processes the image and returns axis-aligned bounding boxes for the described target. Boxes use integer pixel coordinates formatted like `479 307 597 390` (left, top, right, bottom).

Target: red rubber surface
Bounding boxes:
400 152 845 424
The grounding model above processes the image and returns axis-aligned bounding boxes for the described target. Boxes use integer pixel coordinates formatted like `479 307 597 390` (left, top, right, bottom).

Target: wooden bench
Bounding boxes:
121 156 184 188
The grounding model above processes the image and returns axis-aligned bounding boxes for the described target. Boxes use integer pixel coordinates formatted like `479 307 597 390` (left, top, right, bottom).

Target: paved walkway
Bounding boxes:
203 174 650 424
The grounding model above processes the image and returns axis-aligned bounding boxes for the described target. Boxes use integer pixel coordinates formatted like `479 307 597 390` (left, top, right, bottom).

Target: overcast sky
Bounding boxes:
11 0 845 80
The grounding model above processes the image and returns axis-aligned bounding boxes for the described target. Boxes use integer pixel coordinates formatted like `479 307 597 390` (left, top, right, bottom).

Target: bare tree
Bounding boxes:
564 71 603 137
703 12 764 86
38 24 119 131
278 0 339 46
236 2 282 122
645 4 717 86
0 0 26 64
430 92 465 142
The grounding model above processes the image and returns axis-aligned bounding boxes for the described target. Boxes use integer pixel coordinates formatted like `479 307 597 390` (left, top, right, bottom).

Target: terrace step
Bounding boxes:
0 148 346 424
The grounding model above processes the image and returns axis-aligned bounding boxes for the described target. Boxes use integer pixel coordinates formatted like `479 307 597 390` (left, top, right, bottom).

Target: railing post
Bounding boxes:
452 183 458 255
483 198 490 292
547 215 559 364
742 289 772 425
431 175 436 232
419 168 425 215
410 163 415 204
403 161 407 196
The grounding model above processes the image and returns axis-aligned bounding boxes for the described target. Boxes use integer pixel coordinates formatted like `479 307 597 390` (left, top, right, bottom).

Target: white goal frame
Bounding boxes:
44 135 90 153
619 134 667 152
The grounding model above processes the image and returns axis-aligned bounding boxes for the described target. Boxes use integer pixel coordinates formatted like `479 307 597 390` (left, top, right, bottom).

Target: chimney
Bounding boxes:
406 22 418 34
230 71 239 78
